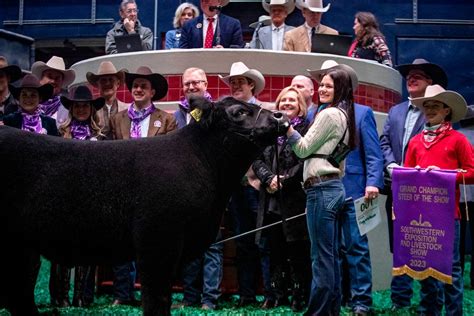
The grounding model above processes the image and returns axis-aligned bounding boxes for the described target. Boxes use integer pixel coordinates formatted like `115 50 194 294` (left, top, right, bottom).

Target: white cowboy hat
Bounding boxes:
249 15 272 29
296 0 330 13
410 84 467 123
221 0 230 6
262 0 296 15
219 62 266 95
86 61 128 87
307 60 359 91
31 56 76 88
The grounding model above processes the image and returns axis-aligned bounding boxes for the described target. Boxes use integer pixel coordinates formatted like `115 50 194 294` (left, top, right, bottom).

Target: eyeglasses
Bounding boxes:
406 74 431 81
125 8 139 14
183 80 206 87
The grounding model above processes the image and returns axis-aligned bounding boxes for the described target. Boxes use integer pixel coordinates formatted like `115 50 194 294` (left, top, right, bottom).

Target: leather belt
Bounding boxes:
302 173 340 189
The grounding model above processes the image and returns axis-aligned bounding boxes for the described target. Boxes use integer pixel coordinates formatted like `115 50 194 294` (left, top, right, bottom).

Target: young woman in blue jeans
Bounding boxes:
286 67 357 315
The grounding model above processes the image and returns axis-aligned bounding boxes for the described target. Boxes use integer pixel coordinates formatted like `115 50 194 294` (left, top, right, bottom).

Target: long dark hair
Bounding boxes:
355 11 384 46
324 68 357 149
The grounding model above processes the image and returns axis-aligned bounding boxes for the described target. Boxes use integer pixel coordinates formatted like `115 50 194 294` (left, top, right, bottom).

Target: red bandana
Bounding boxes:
421 121 452 149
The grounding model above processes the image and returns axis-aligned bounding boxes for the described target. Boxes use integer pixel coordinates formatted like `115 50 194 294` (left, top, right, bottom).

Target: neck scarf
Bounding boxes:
127 103 155 138
21 108 45 134
277 116 304 145
178 91 212 113
39 95 62 117
71 119 93 140
422 121 452 149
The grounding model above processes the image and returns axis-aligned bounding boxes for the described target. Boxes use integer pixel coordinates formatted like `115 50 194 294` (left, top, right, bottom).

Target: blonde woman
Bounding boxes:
165 2 199 49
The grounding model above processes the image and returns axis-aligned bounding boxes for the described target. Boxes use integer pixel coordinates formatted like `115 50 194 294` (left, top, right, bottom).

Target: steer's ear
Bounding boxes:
189 96 215 127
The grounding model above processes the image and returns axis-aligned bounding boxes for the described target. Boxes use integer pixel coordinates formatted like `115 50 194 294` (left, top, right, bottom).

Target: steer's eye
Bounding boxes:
235 109 248 117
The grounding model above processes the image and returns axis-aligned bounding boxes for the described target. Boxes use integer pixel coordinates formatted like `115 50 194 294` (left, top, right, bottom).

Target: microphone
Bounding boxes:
209 5 222 12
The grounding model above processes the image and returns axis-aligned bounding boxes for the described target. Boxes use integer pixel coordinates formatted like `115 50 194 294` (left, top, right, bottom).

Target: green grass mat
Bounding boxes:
1 257 473 315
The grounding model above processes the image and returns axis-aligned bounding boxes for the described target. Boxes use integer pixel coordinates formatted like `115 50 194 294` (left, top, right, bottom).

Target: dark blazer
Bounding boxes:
3 112 59 136
342 103 384 199
380 100 425 169
179 14 244 49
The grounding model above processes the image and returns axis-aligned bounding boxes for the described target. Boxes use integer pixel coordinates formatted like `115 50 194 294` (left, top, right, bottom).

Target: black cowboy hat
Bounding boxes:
11 74 54 103
0 56 22 83
60 85 105 111
125 66 168 101
396 58 448 89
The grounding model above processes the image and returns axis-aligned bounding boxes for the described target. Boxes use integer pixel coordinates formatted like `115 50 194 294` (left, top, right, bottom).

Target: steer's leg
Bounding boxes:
137 233 184 316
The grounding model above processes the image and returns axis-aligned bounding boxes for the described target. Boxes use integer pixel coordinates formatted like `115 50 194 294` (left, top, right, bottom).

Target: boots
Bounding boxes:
49 262 71 307
72 266 90 307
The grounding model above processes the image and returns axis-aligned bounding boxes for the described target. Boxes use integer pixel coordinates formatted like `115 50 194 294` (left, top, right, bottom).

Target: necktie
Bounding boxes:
311 27 316 37
205 17 215 48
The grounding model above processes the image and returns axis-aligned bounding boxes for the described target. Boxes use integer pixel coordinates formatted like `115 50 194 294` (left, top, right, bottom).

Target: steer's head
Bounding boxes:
189 97 289 148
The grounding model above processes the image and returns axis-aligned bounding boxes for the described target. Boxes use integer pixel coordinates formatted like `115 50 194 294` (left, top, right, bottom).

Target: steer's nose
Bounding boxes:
272 111 290 129
273 111 284 120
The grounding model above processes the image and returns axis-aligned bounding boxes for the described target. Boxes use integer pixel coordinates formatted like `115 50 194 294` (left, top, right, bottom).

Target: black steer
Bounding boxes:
0 97 288 315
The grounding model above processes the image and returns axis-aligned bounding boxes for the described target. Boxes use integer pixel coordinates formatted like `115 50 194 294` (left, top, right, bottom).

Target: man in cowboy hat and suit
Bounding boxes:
249 0 295 50
111 66 176 140
106 0 153 54
31 55 76 128
179 0 244 49
219 61 273 307
380 58 448 311
87 61 128 140
0 56 22 120
283 0 338 52
309 60 384 316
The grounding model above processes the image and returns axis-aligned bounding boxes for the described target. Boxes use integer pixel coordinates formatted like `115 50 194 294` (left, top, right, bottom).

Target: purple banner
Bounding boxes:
392 168 456 284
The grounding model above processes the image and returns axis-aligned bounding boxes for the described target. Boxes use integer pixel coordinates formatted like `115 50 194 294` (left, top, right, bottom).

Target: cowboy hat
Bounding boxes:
262 0 296 15
396 58 448 89
86 61 128 87
11 74 54 103
410 84 467 123
219 62 266 95
249 15 272 29
220 0 230 6
296 0 330 13
0 56 22 83
60 85 105 111
307 59 359 91
31 56 76 88
125 66 168 101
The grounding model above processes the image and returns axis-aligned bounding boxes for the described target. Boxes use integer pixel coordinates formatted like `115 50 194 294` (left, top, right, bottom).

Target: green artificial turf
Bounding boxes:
1 257 473 315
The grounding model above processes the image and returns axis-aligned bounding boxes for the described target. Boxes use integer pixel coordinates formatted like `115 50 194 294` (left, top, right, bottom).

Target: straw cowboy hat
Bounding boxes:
86 61 128 87
263 0 296 15
249 15 271 29
11 74 54 103
296 0 331 13
60 85 105 111
219 62 266 95
31 56 76 88
124 66 168 101
307 59 359 91
396 58 448 89
0 56 22 83
410 85 467 123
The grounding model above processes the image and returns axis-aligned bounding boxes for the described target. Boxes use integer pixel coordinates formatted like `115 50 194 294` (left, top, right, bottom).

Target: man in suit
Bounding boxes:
111 66 176 140
284 0 338 52
250 0 295 50
86 61 128 140
0 56 22 120
179 0 244 49
309 60 384 316
380 58 448 311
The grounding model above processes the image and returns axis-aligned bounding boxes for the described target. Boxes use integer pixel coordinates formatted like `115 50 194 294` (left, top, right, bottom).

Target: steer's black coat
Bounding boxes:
0 97 288 315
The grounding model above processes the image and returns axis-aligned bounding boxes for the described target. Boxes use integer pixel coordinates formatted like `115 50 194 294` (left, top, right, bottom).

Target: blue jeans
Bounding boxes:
418 220 463 315
183 232 224 308
304 179 345 316
112 262 136 301
340 200 372 312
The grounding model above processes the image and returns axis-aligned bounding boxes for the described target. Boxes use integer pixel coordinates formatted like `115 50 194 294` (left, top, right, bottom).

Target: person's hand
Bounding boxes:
286 125 294 138
386 163 400 177
268 175 284 192
364 186 379 202
0 121 4 126
426 165 440 171
123 18 136 33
